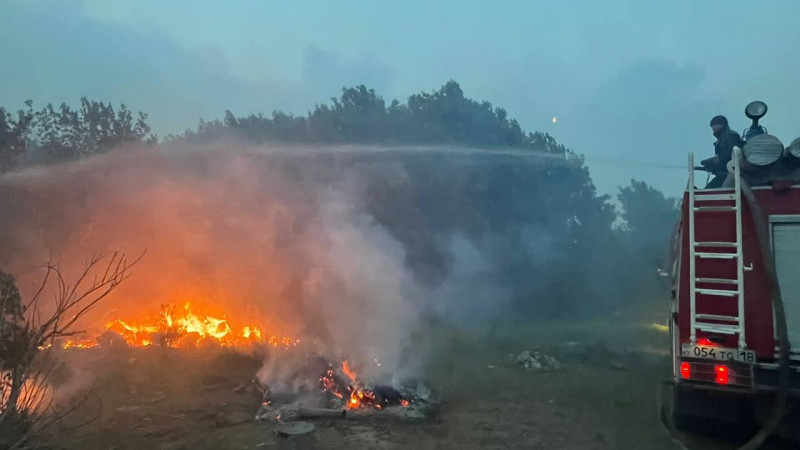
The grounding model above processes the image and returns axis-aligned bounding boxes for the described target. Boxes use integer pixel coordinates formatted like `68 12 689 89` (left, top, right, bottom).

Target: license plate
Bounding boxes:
681 344 756 363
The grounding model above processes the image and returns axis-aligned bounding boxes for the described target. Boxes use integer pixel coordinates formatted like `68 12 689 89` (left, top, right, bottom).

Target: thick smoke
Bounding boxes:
0 143 416 379
0 141 568 381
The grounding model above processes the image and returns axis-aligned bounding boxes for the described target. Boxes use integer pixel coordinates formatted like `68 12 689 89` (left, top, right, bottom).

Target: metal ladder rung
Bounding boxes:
687 148 746 348
694 206 737 212
696 288 738 297
696 323 741 335
696 252 737 259
694 241 738 248
695 314 739 322
694 193 736 201
695 277 739 285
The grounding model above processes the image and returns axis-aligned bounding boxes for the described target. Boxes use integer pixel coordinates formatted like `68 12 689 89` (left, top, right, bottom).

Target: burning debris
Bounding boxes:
319 361 410 411
515 350 560 371
255 357 436 423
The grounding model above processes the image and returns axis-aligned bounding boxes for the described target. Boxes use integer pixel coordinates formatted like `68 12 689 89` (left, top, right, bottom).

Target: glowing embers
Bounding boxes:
104 302 297 348
256 358 436 423
62 339 98 349
319 361 410 411
37 339 98 351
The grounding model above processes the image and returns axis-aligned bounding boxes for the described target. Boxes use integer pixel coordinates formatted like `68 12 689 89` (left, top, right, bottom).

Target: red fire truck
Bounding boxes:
668 102 800 440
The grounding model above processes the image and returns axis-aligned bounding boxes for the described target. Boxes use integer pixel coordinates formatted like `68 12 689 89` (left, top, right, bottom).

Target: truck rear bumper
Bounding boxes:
673 381 755 423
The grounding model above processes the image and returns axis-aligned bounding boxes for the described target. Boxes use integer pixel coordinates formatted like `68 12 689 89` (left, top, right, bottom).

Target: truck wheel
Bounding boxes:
670 384 694 432
670 383 757 438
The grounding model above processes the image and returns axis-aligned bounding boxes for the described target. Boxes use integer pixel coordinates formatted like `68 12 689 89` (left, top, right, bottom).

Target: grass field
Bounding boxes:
38 308 795 449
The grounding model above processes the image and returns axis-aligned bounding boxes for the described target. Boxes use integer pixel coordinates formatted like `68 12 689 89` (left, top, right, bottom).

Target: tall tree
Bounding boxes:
615 179 680 304
31 98 155 162
0 102 33 173
179 80 547 150
170 80 634 317
618 179 680 254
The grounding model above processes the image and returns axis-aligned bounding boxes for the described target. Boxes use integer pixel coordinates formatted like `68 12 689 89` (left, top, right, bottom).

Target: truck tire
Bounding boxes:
670 384 696 432
671 383 757 438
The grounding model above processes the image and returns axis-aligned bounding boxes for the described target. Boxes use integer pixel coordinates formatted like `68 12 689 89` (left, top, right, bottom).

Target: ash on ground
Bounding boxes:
515 350 560 371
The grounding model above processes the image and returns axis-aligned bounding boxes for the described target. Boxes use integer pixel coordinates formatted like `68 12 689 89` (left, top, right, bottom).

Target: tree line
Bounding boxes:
0 98 155 172
177 81 553 149
1 81 679 449
0 81 679 318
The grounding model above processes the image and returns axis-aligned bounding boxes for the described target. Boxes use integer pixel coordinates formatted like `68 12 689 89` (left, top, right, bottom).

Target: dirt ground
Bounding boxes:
40 316 798 450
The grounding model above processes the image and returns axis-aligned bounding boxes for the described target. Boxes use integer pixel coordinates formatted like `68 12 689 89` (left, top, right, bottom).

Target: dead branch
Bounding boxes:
28 251 143 348
1 251 141 449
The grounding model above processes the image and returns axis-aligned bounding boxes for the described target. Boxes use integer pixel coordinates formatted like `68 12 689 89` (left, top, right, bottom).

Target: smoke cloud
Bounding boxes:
0 140 574 383
0 142 427 379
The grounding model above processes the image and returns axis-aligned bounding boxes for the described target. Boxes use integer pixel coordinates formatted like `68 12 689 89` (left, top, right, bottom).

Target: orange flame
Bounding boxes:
342 361 365 409
342 361 357 383
63 339 98 349
103 302 297 348
319 361 411 410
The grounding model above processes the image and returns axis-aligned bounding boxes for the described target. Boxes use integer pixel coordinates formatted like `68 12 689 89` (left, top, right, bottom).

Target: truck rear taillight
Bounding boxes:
678 360 752 387
680 362 691 379
715 365 729 385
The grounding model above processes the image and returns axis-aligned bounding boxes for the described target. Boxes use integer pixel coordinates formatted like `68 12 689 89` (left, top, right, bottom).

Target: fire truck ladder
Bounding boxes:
687 148 747 349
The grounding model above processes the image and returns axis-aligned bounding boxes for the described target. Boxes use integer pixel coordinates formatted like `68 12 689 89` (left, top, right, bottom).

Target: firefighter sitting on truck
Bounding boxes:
701 115 744 188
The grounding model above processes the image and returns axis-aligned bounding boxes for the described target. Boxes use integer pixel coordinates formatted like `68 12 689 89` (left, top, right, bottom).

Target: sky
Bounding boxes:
2 0 799 197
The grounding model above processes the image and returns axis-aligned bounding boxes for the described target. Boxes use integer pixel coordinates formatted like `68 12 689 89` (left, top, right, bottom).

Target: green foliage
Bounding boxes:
618 179 680 258
0 98 155 169
0 273 33 450
31 98 155 162
0 102 33 173
615 179 681 303
618 180 679 240
0 270 33 373
0 82 680 319
1 270 34 444
177 80 552 150
172 80 680 318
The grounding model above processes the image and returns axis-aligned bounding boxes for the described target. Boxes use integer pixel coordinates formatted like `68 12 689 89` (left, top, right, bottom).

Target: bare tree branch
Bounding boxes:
1 250 141 449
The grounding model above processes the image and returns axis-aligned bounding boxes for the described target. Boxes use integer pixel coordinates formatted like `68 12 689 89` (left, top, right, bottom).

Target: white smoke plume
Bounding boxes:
0 141 431 380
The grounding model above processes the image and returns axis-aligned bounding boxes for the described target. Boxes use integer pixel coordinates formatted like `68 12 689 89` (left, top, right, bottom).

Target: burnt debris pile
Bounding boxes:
254 356 437 422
